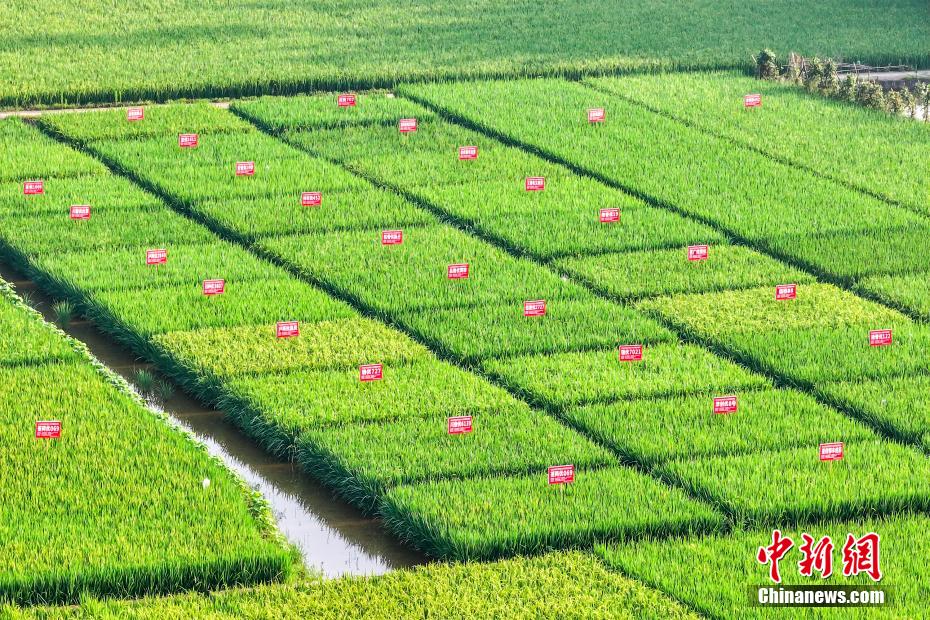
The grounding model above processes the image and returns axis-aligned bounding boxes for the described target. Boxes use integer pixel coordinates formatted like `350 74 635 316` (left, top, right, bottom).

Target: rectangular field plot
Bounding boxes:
0 118 107 181
600 513 930 619
482 343 769 408
563 389 875 467
260 226 588 313
381 466 724 560
396 297 674 363
153 318 429 380
857 271 930 321
656 440 930 527
0 175 161 219
557 244 814 300
237 94 436 132
299 409 613 511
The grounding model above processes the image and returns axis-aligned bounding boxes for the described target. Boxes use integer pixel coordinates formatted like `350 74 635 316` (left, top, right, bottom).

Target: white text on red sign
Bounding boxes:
775 284 797 301
35 421 61 439
525 176 546 191
178 133 199 148
713 396 738 414
127 107 144 121
458 145 478 160
235 161 255 176
202 279 225 296
69 205 91 220
337 93 357 107
359 363 383 382
869 329 892 347
301 192 322 207
599 208 620 223
447 263 470 279
523 300 546 317
276 321 300 338
618 344 643 362
23 181 44 195
381 230 403 245
398 118 418 133
744 94 762 107
688 245 709 261
447 416 473 435
587 108 605 123
548 465 575 485
146 249 167 265
819 442 844 462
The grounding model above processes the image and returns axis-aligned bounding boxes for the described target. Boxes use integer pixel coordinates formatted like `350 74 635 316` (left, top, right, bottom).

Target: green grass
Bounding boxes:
482 343 770 408
395 297 674 363
857 271 930 321
656 440 930 527
381 466 724 560
0 119 106 181
563 388 876 467
9 552 700 620
557 244 815 300
299 409 613 510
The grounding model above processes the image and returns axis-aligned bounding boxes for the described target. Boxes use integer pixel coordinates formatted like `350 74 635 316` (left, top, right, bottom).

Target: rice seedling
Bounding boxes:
51 300 74 327
381 466 724 560
482 343 769 409
0 288 78 366
599 513 930 619
14 552 700 619
656 440 930 527
132 368 155 394
0 119 106 182
563 388 876 467
298 408 613 511
0 175 161 219
557 244 816 301
153 379 174 403
395 297 674 363
152 318 429 381
856 271 930 321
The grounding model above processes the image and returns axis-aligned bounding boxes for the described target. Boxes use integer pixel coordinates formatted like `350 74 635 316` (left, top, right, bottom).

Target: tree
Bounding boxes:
819 58 839 95
755 49 779 80
838 75 858 102
886 89 905 115
803 57 824 92
856 81 886 110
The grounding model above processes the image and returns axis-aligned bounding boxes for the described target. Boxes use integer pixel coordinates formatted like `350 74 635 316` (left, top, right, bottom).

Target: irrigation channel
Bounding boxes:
0 261 423 577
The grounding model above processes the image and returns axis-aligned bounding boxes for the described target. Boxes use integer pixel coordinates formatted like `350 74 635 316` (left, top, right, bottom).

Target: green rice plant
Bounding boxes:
0 176 161 219
856 271 930 321
0 289 78 366
563 388 876 467
818 375 930 450
589 70 930 217
85 277 354 340
482 343 769 409
235 93 436 132
260 225 589 314
13 552 700 619
655 440 930 527
299 408 613 511
599 513 930 619
152 318 428 382
395 297 674 363
557 244 816 300
51 300 74 327
381 466 724 560
132 368 155 394
153 379 174 403
0 119 106 182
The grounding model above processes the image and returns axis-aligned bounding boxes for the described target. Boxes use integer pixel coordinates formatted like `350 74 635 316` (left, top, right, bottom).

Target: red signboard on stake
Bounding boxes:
301 192 322 207
688 245 709 261
202 279 225 296
588 108 605 123
235 161 255 176
820 442 844 462
146 249 167 266
447 263 470 279
869 329 892 347
381 230 403 245
35 421 61 439
276 321 299 338
744 94 762 107
618 344 643 362
458 145 478 160
548 465 575 485
69 205 91 220
398 118 418 133
337 93 357 107
127 107 144 121
775 284 797 301
178 133 199 148
447 416 473 435
23 180 44 195
599 208 620 223
523 300 546 317
359 363 383 382
713 396 738 414
525 176 546 191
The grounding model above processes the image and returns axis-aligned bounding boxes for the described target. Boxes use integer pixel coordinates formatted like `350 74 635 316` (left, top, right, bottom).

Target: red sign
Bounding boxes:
337 93 357 107
548 465 575 485
359 363 383 382
235 161 255 176
869 329 892 347
69 205 91 220
618 344 643 362
587 108 605 123
202 279 225 296
447 263 469 279
276 321 299 338
301 191 322 207
178 133 199 148
819 442 844 462
523 300 546 317
127 107 144 121
744 94 762 107
713 396 738 414
23 180 44 195
146 249 167 265
447 416 473 435
381 230 403 245
525 176 546 191
398 118 418 133
687 245 709 261
599 208 620 223
35 421 61 439
775 284 797 301
458 145 478 160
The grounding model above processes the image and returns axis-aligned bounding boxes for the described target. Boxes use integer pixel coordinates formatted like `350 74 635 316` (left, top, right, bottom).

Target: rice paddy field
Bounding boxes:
3 3 930 617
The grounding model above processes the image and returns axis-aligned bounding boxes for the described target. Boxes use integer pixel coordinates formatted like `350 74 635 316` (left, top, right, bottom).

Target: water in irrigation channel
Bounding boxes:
0 264 424 577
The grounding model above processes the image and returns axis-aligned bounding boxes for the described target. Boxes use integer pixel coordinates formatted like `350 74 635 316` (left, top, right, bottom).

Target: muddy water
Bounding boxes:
0 264 423 577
